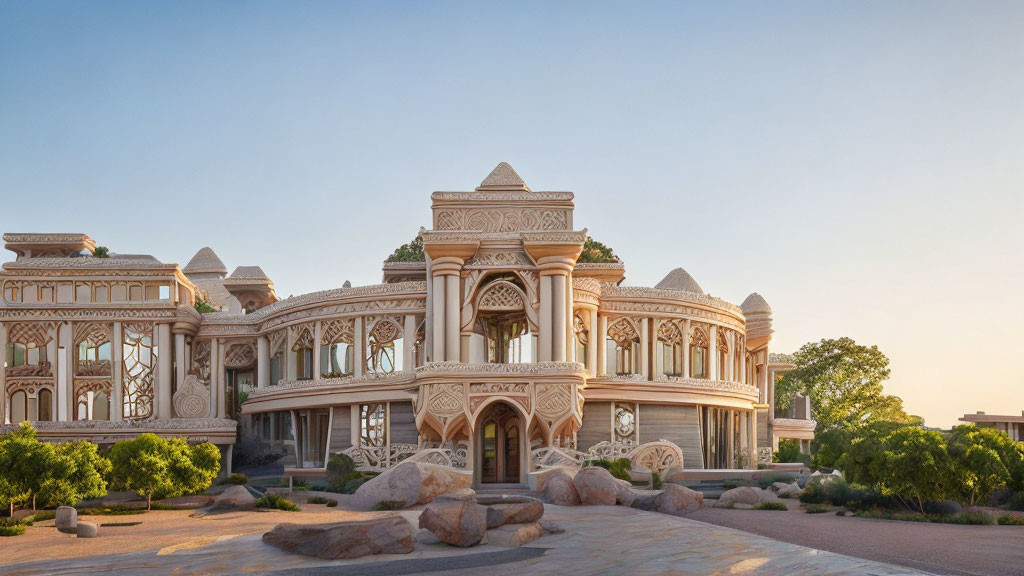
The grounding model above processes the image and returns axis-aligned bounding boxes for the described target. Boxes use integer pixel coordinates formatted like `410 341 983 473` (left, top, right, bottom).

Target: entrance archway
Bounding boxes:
477 402 523 484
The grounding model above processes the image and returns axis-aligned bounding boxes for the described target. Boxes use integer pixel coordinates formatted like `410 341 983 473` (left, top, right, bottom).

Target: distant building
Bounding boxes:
960 411 1024 442
1 163 813 483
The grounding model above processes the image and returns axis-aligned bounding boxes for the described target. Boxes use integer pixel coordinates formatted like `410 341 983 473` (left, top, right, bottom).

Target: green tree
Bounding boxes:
879 427 950 512
38 441 112 508
576 236 619 264
948 425 1023 504
385 235 425 262
109 434 221 510
772 439 810 465
833 421 906 487
776 338 921 433
0 423 55 511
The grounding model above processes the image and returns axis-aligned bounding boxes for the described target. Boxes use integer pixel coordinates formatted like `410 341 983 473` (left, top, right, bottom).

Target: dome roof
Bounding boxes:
655 268 703 294
741 293 772 314
183 247 227 275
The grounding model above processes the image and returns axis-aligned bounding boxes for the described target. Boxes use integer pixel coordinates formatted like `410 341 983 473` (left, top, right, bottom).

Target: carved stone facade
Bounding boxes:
0 164 810 483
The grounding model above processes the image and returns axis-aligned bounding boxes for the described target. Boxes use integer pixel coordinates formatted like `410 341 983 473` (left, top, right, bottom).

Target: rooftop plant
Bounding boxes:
576 236 619 264
385 235 425 262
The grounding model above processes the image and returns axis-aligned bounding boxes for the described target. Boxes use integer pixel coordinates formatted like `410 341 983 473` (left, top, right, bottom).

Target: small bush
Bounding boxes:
946 511 995 525
306 496 338 506
1008 491 1024 512
227 473 250 486
651 472 663 490
326 499 338 508
372 500 404 511
0 524 26 537
607 458 633 482
292 480 312 491
255 493 300 511
584 458 612 469
799 476 850 505
326 453 358 488
844 485 896 512
343 476 374 494
723 479 754 490
805 504 829 514
27 510 55 522
997 515 1024 526
754 501 788 511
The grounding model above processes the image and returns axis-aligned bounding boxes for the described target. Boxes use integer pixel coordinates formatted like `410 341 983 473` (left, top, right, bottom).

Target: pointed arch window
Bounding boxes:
690 325 710 379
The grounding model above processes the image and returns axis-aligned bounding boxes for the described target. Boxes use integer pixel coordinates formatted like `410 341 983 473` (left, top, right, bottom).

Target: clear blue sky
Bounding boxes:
2 1 1022 428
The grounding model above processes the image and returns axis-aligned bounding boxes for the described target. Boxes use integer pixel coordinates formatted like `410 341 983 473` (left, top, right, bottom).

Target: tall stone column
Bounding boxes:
216 339 226 419
682 319 691 378
403 314 416 372
431 275 445 362
445 274 460 362
257 336 269 389
740 338 747 385
175 332 187 391
709 325 718 380
58 321 72 422
652 318 662 379
551 274 567 362
596 314 607 376
749 410 758 467
209 338 220 418
587 308 599 377
640 318 650 379
157 323 172 419
727 410 735 468
312 321 322 379
538 276 552 362
353 317 364 377
111 322 123 422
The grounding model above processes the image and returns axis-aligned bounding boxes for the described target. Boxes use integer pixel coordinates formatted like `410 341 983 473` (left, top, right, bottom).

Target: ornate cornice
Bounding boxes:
416 361 586 375
431 191 574 202
0 418 238 434
0 308 178 321
249 371 414 397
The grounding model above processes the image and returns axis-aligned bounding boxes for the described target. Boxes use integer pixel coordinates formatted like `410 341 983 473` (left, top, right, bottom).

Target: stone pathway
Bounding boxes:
1 506 931 575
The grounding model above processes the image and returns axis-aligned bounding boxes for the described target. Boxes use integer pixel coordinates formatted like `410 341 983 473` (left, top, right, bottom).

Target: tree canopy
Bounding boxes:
109 434 221 509
385 235 425 262
776 337 921 434
576 236 619 264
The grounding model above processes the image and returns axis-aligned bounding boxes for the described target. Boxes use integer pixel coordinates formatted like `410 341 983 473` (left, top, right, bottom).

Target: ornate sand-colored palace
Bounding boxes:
0 164 813 485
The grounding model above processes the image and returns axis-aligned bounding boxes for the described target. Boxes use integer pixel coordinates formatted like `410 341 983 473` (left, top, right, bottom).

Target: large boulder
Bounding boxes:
213 485 257 508
714 486 761 509
263 516 414 559
55 506 78 534
772 481 803 499
480 496 544 529
543 472 581 506
653 484 703 513
418 498 488 547
530 465 579 492
573 467 619 506
486 522 543 547
354 461 471 509
76 521 98 539
614 479 637 507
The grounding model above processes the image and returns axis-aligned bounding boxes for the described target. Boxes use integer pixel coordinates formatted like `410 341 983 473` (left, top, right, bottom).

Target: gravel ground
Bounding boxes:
683 500 1024 576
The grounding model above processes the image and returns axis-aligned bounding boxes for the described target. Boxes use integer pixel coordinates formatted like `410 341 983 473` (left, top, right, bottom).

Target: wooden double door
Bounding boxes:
479 403 521 484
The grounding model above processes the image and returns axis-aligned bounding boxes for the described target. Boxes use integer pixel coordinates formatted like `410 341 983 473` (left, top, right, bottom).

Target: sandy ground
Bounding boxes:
1 503 379 566
684 499 1024 576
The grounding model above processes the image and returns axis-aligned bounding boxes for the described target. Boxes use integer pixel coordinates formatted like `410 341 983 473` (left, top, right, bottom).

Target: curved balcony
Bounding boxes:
242 371 416 413
583 375 759 408
772 417 816 440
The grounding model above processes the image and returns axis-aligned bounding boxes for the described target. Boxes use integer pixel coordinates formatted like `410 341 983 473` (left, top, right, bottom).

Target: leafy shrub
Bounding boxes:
1008 491 1024 512
385 235 425 262
754 501 788 511
92 247 109 258
226 473 250 486
372 500 404 511
773 439 812 466
343 476 374 494
997 515 1024 525
292 480 312 491
194 299 218 313
723 479 754 490
306 496 337 506
577 237 619 263
27 510 55 522
946 511 995 525
326 499 338 508
255 493 300 511
651 472 662 490
326 454 357 488
608 458 632 482
799 476 851 505
109 434 220 510
584 458 612 469
805 504 829 514
0 524 26 537
844 484 897 512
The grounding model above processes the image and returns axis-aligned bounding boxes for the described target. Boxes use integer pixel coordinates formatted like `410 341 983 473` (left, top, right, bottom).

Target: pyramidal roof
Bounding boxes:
227 266 270 281
741 292 772 314
476 162 531 192
183 247 227 275
655 268 703 294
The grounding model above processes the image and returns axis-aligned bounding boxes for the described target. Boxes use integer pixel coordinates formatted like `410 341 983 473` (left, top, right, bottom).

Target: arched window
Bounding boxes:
607 319 640 376
10 390 27 423
475 279 531 364
690 325 709 379
658 320 684 377
573 314 588 368
367 320 402 374
291 326 314 380
320 319 355 378
37 388 52 421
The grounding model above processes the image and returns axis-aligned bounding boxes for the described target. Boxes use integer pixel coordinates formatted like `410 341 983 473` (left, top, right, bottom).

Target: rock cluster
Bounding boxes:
354 461 472 510
542 466 703 514
418 491 547 548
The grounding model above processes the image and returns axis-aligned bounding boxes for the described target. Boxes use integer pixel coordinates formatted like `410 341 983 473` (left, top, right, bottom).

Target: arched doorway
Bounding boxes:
478 402 522 484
